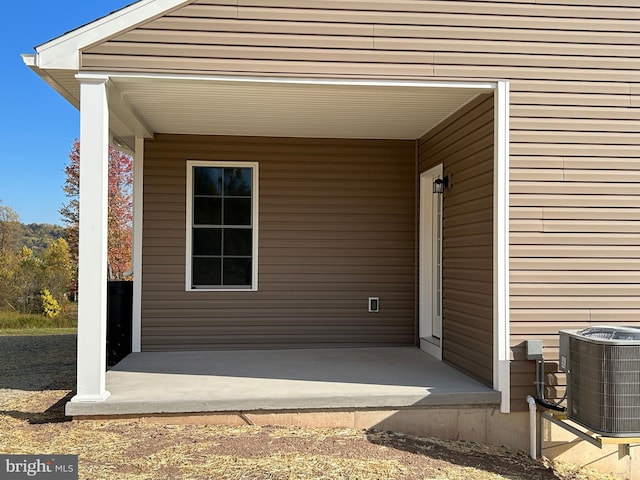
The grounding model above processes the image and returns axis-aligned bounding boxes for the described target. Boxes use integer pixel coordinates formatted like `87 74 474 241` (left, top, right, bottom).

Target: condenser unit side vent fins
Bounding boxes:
560 327 640 438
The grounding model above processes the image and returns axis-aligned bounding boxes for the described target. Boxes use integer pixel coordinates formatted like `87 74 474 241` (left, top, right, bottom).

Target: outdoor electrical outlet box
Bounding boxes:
526 339 544 360
368 297 379 313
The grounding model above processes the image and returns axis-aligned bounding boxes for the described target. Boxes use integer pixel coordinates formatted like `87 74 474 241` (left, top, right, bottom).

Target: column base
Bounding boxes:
70 391 111 403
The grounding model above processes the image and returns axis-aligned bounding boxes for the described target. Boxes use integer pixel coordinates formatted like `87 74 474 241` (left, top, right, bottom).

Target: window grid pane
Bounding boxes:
191 165 253 289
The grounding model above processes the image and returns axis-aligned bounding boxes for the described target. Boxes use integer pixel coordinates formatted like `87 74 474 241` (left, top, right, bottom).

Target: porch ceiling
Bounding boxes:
110 76 490 140
33 70 492 147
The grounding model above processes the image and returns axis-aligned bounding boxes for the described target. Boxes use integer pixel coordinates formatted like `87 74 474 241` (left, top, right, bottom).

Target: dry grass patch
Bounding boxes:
0 408 621 480
0 335 624 480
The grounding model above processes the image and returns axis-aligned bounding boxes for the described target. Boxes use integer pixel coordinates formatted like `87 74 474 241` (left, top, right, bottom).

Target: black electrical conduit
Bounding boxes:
534 358 567 412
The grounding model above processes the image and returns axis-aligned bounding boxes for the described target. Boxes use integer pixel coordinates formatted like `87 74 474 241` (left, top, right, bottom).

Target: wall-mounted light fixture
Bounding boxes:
433 174 451 194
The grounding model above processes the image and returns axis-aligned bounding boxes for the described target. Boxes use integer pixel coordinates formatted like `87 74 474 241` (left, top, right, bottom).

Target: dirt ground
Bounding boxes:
0 335 622 480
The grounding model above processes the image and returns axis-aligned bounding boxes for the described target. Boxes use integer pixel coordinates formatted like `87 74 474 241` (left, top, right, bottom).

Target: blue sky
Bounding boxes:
0 1 134 225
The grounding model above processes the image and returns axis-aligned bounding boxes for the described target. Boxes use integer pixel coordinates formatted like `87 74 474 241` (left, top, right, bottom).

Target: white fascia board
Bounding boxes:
21 54 37 67
22 55 81 109
25 64 81 109
106 72 497 91
33 0 193 70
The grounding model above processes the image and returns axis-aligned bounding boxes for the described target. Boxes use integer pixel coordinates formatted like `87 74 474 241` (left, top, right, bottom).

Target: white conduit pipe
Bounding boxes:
526 395 537 459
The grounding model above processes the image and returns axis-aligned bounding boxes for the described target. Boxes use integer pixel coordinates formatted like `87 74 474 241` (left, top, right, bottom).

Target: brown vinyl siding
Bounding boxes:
82 0 640 409
418 94 494 386
141 135 416 350
509 81 640 408
82 1 640 81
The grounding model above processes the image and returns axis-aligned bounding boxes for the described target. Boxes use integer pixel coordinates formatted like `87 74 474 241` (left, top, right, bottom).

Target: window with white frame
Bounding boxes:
186 161 258 291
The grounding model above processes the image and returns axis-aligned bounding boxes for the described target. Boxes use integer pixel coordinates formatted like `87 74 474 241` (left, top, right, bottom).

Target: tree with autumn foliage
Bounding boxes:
60 140 133 280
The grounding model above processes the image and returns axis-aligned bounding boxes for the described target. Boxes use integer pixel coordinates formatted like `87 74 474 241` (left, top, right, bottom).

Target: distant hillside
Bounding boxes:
19 223 66 255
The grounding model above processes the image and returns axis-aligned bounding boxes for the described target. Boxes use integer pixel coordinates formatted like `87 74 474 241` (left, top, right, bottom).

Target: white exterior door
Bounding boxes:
419 165 443 360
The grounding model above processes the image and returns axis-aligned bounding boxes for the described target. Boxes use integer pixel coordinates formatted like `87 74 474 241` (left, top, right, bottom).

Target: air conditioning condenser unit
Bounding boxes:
559 326 640 438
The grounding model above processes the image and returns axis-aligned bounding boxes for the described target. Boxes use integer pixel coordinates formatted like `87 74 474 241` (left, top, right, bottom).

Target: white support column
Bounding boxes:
132 136 144 352
71 75 111 403
494 80 511 413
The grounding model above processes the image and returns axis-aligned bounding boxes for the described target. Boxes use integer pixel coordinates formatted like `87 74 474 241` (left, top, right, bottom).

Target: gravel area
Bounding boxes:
0 335 622 480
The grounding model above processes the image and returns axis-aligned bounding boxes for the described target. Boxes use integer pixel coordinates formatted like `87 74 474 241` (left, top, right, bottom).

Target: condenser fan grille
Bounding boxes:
561 327 640 437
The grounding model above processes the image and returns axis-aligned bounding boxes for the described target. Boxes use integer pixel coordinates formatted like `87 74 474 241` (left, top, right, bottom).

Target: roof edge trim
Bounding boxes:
101 72 498 91
21 54 37 67
32 0 193 70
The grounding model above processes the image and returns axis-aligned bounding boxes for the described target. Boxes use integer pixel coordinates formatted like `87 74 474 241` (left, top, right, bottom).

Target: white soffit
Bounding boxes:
109 76 490 139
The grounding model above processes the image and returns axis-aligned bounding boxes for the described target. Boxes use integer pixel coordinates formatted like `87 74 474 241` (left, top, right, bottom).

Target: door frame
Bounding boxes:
419 164 444 360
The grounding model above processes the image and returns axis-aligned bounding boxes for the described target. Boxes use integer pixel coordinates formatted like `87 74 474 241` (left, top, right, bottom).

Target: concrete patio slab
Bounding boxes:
66 347 500 416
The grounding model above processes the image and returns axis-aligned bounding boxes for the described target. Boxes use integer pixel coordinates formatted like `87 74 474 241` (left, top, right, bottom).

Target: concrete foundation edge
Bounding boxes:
74 408 639 479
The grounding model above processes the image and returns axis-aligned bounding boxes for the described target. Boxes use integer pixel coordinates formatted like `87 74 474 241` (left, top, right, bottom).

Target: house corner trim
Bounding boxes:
494 80 511 413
